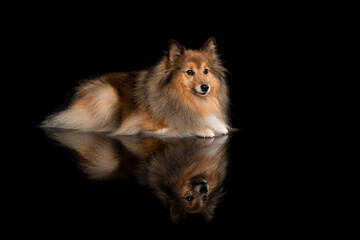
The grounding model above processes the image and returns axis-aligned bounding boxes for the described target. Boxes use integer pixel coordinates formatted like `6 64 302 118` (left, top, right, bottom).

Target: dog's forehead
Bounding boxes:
185 50 207 68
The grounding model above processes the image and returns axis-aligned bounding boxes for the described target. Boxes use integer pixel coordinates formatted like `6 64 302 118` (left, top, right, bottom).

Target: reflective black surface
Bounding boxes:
24 126 301 235
43 129 230 224
12 13 324 236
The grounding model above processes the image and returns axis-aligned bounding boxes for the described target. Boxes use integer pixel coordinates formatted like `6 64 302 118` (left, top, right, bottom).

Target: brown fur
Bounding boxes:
42 38 230 137
44 128 229 223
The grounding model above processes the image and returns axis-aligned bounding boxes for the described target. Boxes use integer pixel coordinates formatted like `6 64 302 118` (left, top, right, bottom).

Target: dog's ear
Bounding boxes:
201 185 225 222
200 37 217 60
201 201 216 222
169 205 183 224
168 39 185 64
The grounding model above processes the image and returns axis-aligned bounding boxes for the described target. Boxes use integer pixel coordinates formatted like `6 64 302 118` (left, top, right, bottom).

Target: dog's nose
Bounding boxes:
199 185 208 194
200 84 209 92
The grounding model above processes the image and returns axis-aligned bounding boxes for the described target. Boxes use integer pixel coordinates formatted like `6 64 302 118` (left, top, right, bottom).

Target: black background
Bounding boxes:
7 5 332 237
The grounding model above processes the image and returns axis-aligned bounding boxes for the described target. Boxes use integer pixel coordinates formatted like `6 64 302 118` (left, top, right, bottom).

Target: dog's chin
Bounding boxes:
194 90 209 97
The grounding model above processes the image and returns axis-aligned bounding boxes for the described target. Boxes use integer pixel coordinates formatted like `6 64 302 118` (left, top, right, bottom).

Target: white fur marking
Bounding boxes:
196 128 215 138
152 128 169 135
82 142 120 180
206 136 227 157
194 85 211 96
205 115 228 135
43 107 97 130
112 115 143 136
43 83 118 131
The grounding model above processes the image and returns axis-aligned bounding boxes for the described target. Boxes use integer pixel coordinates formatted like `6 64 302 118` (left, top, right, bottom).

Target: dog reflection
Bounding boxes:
45 129 229 223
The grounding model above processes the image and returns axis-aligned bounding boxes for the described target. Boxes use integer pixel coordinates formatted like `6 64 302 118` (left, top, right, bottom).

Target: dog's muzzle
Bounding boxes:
195 84 211 96
193 178 209 194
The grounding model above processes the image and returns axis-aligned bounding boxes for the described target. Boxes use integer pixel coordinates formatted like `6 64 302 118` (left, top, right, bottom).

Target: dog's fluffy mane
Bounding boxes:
134 39 229 133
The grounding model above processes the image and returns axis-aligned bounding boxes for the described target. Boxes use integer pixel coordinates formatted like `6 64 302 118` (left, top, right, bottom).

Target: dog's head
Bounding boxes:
166 38 227 99
168 175 224 223
147 137 229 223
182 176 211 212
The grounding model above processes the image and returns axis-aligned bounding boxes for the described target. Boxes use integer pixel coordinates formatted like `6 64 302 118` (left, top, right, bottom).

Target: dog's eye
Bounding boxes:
185 195 194 201
204 69 209 74
186 70 195 76
202 196 207 201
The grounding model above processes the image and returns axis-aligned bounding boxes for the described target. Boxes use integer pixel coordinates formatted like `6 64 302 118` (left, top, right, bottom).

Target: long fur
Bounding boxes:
42 38 230 137
44 128 229 223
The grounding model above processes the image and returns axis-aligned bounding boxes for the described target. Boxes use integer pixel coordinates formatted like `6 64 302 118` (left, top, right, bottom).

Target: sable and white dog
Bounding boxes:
42 38 230 137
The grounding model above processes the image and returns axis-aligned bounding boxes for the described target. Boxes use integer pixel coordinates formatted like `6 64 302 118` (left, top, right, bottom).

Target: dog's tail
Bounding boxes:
41 79 119 132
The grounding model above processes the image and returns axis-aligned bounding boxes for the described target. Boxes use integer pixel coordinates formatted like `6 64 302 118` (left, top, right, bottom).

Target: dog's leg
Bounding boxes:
205 115 229 136
213 125 229 136
196 128 215 138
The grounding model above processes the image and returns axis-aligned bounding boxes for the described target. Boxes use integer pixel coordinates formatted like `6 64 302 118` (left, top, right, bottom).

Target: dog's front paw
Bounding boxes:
215 126 228 136
196 129 215 138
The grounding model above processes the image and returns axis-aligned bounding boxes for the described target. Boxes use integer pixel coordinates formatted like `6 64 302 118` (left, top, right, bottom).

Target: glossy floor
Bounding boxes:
19 125 308 236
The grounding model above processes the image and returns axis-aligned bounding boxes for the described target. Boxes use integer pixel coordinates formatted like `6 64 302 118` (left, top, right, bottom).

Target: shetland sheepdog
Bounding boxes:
42 38 230 137
44 128 229 222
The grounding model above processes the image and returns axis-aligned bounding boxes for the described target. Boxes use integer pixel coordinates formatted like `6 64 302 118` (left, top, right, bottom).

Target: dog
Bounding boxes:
44 128 229 223
42 38 230 137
